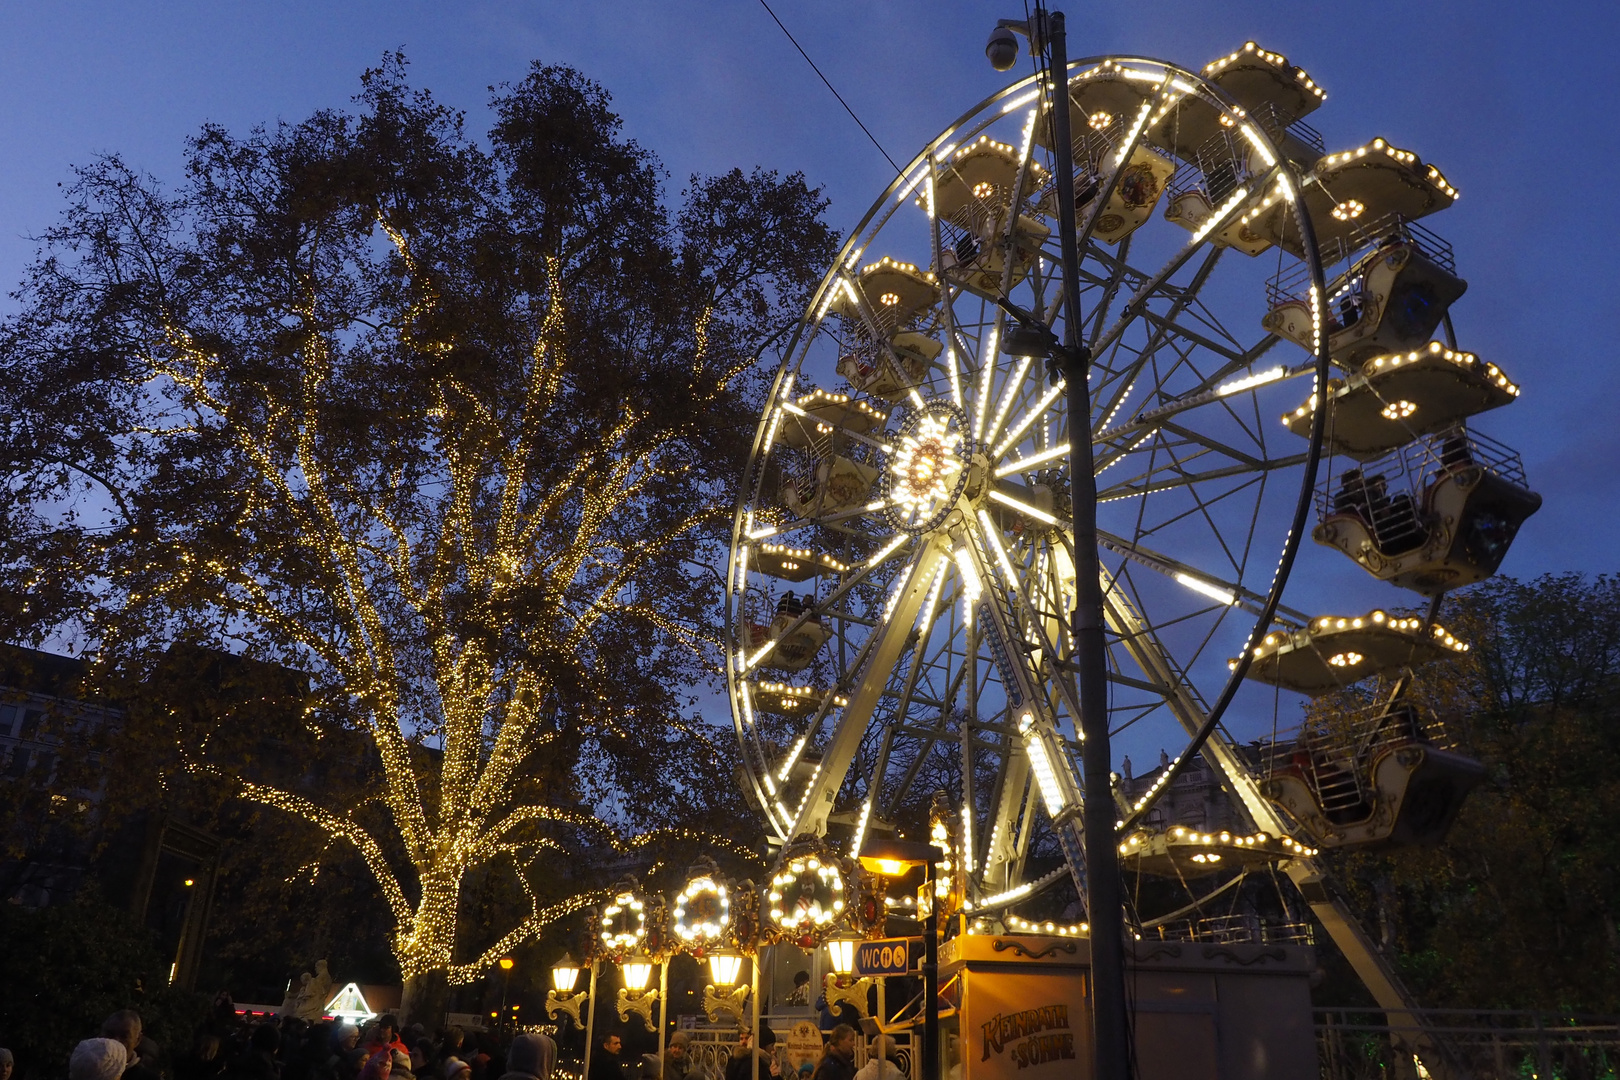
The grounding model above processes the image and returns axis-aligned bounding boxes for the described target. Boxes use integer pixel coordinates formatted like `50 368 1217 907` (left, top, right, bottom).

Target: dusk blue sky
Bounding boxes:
2 3 1615 761
2 2 1612 581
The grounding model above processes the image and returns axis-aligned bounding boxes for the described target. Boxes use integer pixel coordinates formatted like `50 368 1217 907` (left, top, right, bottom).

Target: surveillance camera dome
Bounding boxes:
985 26 1020 72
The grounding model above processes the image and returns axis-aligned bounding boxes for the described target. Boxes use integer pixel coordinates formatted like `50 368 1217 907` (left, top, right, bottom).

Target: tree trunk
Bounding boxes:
401 968 450 1028
397 867 461 1026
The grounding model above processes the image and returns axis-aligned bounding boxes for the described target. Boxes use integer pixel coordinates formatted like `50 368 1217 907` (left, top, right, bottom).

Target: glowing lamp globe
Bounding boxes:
621 958 654 992
826 937 858 976
708 952 744 987
551 953 582 992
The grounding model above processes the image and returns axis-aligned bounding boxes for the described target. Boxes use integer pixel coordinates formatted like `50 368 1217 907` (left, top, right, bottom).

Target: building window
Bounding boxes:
5 748 31 778
0 704 15 737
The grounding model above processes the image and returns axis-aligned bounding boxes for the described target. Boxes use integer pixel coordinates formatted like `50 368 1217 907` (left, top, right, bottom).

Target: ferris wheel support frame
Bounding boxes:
725 27 1469 1077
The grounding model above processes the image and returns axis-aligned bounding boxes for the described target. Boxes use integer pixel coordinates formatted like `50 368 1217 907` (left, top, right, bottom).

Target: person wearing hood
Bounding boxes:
0 1047 14 1080
497 1034 554 1080
72 1040 130 1080
851 1039 903 1080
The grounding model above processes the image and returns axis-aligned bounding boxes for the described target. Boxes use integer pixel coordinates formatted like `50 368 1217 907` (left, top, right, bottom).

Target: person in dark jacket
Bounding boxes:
724 1028 778 1080
178 1034 228 1080
808 1028 855 1080
496 1036 553 1080
232 1025 282 1080
587 1034 622 1080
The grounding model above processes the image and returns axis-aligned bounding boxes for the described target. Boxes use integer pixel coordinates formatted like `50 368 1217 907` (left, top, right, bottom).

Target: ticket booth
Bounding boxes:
939 932 1317 1080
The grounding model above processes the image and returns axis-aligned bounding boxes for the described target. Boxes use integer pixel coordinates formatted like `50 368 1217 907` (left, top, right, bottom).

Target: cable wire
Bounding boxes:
754 0 901 174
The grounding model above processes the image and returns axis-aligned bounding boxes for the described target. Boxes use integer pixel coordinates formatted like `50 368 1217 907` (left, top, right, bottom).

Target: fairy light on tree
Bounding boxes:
0 58 834 1017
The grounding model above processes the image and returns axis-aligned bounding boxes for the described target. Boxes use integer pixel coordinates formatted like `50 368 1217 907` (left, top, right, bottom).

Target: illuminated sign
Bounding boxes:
980 1004 1076 1069
853 937 919 977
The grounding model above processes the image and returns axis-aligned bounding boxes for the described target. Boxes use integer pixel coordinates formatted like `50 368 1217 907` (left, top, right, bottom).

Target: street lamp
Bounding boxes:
986 9 1130 1080
499 957 515 1036
860 840 943 1080
617 953 660 1027
703 950 751 1024
709 952 745 986
546 953 588 1024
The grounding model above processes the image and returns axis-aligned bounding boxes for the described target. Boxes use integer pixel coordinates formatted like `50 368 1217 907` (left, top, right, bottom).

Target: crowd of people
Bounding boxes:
0 998 906 1080
0 1005 554 1080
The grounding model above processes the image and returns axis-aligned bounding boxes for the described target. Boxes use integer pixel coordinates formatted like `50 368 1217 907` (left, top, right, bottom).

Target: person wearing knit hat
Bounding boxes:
71 1039 129 1080
443 1059 470 1080
499 1033 555 1080
665 1033 693 1080
0 1046 14 1080
390 1048 417 1080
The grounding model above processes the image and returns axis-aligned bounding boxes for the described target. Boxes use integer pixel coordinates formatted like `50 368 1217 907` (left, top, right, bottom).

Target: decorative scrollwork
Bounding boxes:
1135 943 1184 962
702 983 752 1023
617 986 659 1025
1200 946 1287 966
544 989 586 1024
822 972 874 1018
990 938 1079 960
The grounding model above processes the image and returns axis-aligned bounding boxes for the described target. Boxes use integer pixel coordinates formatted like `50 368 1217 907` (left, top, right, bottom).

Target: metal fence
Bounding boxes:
1317 1008 1620 1080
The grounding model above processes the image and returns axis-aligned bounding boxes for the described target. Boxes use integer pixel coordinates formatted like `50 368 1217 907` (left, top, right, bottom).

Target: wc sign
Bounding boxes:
853 937 919 977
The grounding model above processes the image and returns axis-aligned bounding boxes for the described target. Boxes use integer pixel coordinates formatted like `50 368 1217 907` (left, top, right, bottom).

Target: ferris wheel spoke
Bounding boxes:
1089 247 1225 428
1098 452 1305 503
1090 168 1283 363
1093 530 1308 624
783 541 948 840
1134 308 1250 365
1081 235 1140 348
1099 581 1290 836
1095 350 1298 443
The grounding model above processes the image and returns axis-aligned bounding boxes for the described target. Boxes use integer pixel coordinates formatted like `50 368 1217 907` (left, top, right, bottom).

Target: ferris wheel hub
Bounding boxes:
882 399 977 535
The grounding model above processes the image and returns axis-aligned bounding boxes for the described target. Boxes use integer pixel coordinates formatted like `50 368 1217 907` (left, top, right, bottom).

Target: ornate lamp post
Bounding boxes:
859 840 943 1080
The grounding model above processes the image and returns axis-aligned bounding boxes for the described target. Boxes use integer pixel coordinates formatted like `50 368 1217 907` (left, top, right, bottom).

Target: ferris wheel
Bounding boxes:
724 39 1537 975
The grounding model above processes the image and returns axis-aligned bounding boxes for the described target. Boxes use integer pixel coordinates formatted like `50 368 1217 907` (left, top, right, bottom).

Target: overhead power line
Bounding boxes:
754 0 902 174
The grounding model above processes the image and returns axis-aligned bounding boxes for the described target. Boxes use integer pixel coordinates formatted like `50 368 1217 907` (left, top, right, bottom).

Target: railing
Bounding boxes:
1251 102 1327 157
1265 213 1458 310
1165 128 1258 202
1315 425 1532 539
1146 914 1315 946
1317 1008 1620 1080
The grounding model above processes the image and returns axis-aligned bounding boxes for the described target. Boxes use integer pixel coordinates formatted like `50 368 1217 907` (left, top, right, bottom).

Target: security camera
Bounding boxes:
986 26 1020 71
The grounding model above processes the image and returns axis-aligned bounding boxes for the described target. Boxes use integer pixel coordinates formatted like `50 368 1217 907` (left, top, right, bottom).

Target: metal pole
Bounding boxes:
584 962 599 1080
750 954 761 1078
922 858 940 1080
658 963 669 1067
1042 10 1131 1080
